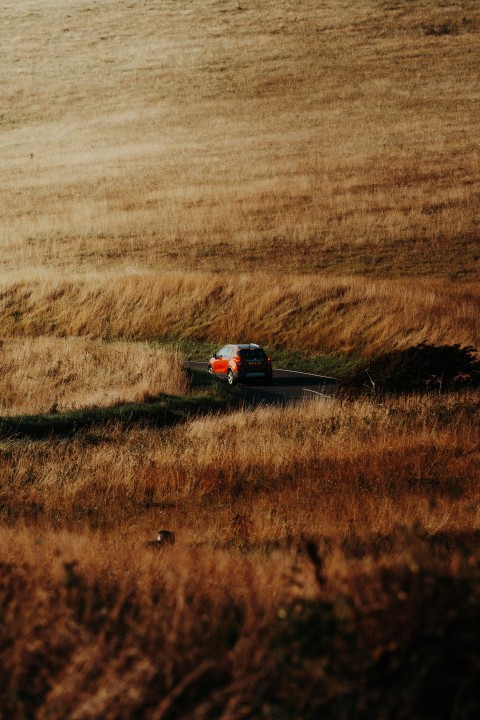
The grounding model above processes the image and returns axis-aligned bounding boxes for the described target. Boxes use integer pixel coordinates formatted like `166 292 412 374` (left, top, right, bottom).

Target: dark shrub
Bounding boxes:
338 343 480 397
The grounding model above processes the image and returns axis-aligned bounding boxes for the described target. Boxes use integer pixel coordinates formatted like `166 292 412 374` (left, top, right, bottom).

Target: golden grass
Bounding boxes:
0 524 299 720
1 1 480 714
0 338 188 415
1 0 478 358
1 390 479 716
0 272 478 356
1 0 479 279
2 391 478 541
2 387 478 597
2 520 480 718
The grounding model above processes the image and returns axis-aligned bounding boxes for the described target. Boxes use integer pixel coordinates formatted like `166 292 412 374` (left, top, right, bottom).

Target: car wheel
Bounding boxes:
227 369 235 385
208 365 214 374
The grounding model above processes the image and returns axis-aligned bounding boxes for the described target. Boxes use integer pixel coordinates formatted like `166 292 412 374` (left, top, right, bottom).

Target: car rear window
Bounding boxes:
238 348 266 358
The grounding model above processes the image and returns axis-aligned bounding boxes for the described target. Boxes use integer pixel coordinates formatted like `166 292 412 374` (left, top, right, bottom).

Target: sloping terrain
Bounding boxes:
1 1 479 718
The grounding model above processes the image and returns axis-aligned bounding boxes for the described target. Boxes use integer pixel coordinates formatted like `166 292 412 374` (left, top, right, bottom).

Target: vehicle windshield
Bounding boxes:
238 348 266 358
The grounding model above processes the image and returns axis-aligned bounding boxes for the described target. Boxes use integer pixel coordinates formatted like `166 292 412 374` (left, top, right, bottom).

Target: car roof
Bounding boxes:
214 343 262 353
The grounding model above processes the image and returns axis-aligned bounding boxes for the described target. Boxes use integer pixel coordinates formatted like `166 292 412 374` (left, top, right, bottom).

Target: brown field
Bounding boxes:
1 0 479 288
1 391 480 717
2 391 479 534
0 338 187 415
1 272 479 357
1 0 480 717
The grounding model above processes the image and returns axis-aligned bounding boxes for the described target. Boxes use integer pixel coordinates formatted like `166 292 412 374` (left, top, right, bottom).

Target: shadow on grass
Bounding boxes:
0 367 239 440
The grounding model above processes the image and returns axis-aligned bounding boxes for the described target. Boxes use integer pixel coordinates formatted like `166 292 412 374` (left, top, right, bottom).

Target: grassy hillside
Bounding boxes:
1 0 479 359
1 391 478 530
0 273 478 357
2 0 479 283
1 0 479 717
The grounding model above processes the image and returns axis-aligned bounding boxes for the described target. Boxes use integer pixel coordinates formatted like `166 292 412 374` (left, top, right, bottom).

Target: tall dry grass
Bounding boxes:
2 522 480 719
1 390 480 718
0 338 188 415
2 0 478 364
0 272 478 356
1 1 480 715
0 526 287 720
1 391 478 542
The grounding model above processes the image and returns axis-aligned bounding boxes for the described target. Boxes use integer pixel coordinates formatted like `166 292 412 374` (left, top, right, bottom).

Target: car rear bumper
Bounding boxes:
233 369 273 381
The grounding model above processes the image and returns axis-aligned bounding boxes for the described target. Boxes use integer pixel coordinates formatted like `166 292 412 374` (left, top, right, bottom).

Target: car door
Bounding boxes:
217 345 233 375
213 346 229 374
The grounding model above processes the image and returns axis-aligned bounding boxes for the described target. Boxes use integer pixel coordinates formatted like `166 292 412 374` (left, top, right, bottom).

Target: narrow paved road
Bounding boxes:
186 362 338 406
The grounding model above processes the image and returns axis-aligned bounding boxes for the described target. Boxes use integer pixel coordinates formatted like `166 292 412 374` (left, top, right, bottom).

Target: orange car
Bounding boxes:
208 343 273 385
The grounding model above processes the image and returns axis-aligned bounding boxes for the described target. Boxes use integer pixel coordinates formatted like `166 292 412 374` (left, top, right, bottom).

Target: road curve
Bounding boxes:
186 362 338 407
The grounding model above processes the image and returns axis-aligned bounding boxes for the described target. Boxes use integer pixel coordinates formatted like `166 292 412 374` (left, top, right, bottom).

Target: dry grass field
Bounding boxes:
1 391 480 717
1 0 479 355
2 392 479 534
1 0 480 717
0 271 478 356
1 0 479 287
0 338 187 415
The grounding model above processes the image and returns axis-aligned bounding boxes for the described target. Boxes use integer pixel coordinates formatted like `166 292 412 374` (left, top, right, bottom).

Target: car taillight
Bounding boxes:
267 357 271 364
